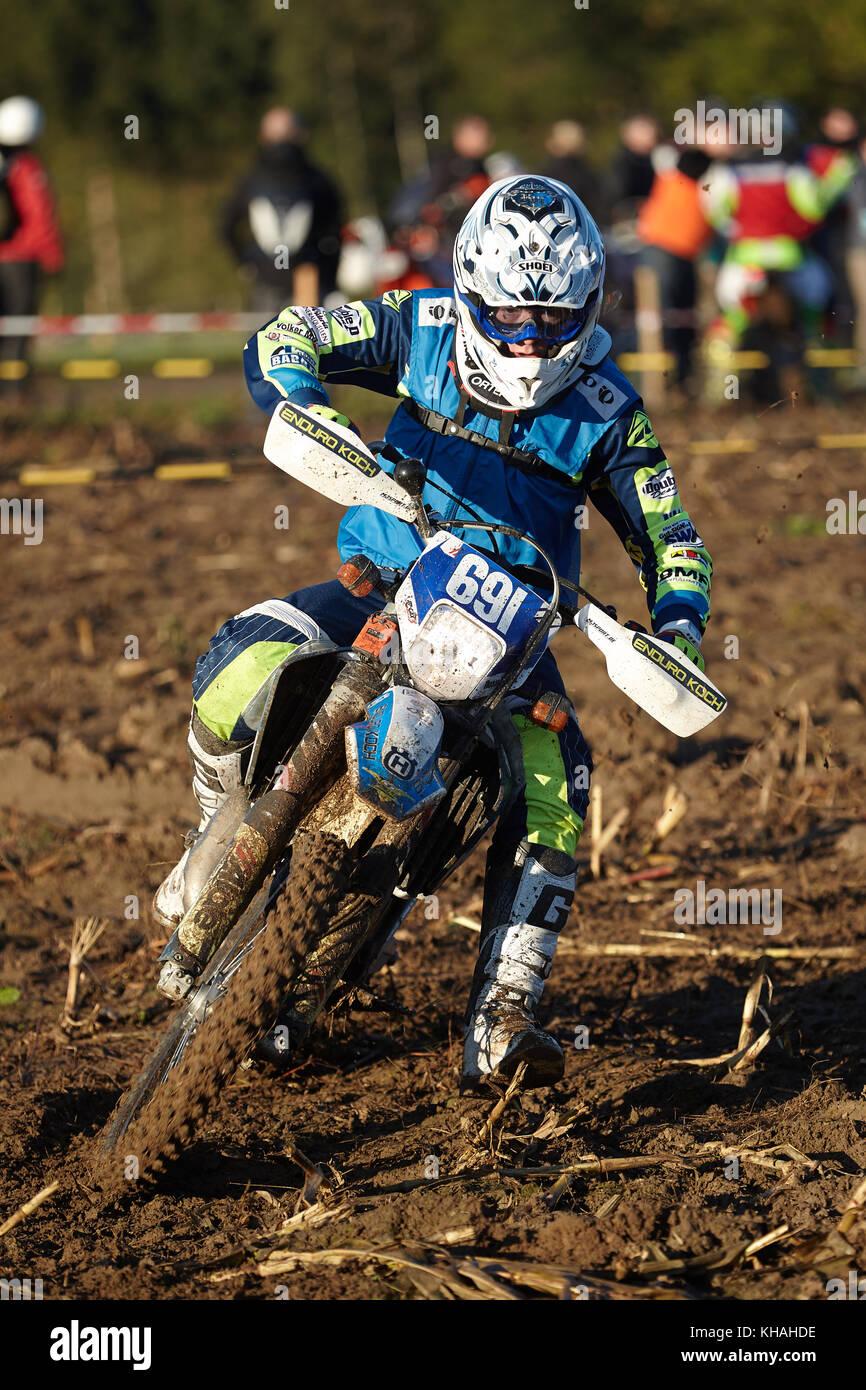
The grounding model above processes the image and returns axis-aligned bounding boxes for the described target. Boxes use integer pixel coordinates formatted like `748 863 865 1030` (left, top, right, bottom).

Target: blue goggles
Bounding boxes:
473 296 592 345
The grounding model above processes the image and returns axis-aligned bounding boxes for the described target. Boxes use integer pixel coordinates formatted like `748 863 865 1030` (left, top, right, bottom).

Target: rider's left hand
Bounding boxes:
654 627 705 673
308 403 359 435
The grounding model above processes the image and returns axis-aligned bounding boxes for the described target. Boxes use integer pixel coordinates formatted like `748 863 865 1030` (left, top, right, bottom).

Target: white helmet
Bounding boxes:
452 175 606 411
0 97 44 148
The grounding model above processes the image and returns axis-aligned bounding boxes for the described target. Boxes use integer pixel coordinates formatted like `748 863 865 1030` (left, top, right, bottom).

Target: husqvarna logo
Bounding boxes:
383 749 417 779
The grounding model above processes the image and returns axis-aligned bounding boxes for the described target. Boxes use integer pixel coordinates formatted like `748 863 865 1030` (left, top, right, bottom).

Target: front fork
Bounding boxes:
157 661 384 1000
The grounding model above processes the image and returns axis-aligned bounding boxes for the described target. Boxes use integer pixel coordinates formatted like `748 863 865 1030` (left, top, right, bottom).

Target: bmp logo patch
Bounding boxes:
632 634 726 712
279 403 380 478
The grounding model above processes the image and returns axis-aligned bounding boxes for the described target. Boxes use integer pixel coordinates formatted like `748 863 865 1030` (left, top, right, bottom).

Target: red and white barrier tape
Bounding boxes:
0 312 264 337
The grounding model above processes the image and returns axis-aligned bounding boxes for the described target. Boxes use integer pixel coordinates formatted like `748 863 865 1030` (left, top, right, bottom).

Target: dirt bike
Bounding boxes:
95 401 727 1183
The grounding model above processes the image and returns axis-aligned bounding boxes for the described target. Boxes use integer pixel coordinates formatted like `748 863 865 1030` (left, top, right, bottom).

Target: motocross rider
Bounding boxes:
155 175 713 1089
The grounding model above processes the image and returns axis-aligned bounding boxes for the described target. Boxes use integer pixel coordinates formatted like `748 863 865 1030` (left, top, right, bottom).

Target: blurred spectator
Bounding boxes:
544 120 599 210
486 149 524 182
0 96 63 381
810 106 860 163
384 115 494 290
221 107 342 315
601 115 661 361
807 107 861 340
605 114 661 219
424 115 493 206
636 146 714 388
845 134 866 387
703 103 856 345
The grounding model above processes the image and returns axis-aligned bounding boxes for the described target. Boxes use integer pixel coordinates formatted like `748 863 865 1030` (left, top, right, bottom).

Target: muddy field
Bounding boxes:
1 395 865 1303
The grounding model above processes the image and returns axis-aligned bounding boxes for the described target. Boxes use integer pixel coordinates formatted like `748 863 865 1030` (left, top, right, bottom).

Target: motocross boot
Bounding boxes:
462 839 575 1089
152 712 253 929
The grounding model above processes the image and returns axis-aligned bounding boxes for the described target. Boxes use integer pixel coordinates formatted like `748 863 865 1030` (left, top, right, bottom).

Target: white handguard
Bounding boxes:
575 603 727 737
263 400 418 521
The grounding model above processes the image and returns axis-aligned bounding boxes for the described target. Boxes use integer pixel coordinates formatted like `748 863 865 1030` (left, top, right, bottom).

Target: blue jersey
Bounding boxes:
244 289 711 631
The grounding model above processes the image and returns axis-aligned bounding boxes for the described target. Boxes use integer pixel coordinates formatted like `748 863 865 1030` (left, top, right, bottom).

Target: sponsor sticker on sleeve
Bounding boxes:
330 305 364 336
276 319 317 344
639 465 679 502
627 409 659 449
299 307 332 345
658 518 704 546
270 345 316 371
382 288 413 312
418 296 458 327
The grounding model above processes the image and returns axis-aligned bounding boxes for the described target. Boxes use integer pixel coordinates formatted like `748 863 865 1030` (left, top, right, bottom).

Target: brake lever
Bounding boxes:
368 440 403 466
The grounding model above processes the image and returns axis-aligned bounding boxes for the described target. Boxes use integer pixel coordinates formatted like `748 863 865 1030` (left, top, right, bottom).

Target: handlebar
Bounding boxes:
366 443 619 627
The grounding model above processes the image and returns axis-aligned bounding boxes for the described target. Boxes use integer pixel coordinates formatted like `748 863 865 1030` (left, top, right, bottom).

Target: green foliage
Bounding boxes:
0 987 21 1006
8 0 865 175
1 0 864 309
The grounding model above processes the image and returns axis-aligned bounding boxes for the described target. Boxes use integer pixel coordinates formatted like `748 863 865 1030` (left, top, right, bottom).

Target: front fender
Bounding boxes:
345 686 447 821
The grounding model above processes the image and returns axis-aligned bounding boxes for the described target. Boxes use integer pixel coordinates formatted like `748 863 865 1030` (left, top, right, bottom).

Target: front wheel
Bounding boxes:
92 832 350 1190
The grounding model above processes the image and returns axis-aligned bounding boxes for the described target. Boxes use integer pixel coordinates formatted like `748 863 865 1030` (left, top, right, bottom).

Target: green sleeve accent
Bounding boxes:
254 294 412 401
629 459 712 627
382 289 413 312
254 308 324 400
322 302 377 352
633 461 712 599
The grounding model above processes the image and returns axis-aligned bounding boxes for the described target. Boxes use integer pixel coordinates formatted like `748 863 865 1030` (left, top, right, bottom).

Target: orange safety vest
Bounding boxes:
637 168 711 260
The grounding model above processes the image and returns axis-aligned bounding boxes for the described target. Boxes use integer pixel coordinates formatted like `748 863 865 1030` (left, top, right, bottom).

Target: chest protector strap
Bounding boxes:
400 397 580 490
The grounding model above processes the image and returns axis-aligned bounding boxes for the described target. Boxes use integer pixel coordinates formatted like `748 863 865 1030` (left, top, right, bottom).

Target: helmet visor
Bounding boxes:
479 299 593 345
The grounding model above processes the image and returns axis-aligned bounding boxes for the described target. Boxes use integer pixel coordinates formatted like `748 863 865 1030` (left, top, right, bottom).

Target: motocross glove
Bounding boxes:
307 403 359 434
653 618 705 673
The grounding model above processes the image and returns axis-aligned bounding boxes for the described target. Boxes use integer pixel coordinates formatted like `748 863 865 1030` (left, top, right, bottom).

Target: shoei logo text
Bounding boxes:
632 634 726 711
50 1320 152 1371
279 404 379 478
674 101 782 156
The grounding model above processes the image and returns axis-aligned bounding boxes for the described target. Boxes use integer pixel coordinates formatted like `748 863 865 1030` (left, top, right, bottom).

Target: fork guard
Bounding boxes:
173 662 383 972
